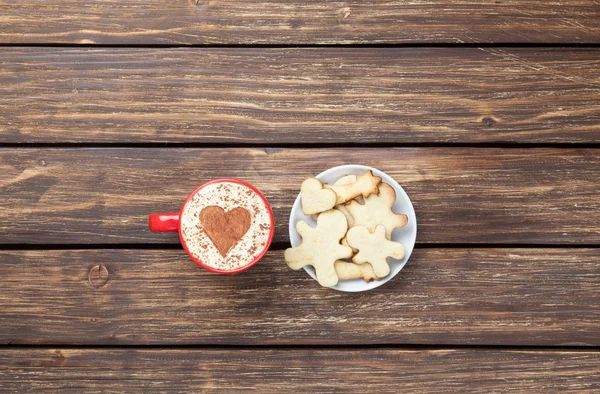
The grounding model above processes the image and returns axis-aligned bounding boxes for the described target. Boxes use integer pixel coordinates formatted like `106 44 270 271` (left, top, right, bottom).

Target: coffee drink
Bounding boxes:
180 181 272 271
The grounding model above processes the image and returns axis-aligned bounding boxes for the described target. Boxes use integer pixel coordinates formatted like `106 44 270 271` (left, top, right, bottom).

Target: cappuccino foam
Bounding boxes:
180 182 271 271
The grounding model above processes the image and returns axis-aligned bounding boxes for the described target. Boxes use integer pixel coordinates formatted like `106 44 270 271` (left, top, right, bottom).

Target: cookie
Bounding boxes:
285 209 353 287
301 178 337 215
335 205 355 228
334 260 378 282
346 225 405 278
330 176 365 205
312 205 353 226
341 236 358 254
329 175 358 226
328 170 382 205
346 183 408 239
312 175 358 225
325 174 357 189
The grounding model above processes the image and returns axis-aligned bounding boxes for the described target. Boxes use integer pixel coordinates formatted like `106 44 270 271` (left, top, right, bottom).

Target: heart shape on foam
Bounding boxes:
200 206 252 257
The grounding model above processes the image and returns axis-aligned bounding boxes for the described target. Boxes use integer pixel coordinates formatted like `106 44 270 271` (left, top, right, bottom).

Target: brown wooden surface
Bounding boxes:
1 48 599 144
1 248 598 345
1 0 599 388
1 1 599 44
1 348 599 392
1 148 598 245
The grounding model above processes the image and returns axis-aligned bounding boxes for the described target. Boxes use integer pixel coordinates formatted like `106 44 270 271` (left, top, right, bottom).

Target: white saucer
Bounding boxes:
288 165 417 292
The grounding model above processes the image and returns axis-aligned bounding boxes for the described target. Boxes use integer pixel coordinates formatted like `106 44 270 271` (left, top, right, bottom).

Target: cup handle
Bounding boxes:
149 212 180 232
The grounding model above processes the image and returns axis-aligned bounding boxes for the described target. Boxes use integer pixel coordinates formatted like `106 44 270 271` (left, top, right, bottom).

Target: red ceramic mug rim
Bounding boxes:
178 178 275 274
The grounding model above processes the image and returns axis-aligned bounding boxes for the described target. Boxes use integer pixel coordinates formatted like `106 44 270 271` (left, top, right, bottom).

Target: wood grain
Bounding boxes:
0 1 599 44
1 248 598 345
1 148 598 245
2 348 599 392
1 48 599 143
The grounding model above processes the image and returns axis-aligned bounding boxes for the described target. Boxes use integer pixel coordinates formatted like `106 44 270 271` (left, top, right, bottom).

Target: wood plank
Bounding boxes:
1 248 598 345
0 1 599 44
1 48 599 144
1 349 599 392
1 148 598 245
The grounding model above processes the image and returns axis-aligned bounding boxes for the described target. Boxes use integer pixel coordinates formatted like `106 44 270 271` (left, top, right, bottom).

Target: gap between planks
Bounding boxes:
1 243 600 251
1 344 599 352
1 143 600 149
1 43 600 48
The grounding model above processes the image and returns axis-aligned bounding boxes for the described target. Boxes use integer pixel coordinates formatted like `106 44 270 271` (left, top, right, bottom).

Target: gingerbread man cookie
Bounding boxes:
285 209 353 287
346 183 408 239
345 225 405 278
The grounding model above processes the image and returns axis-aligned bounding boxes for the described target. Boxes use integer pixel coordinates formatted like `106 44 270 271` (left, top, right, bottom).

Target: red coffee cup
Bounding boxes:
149 179 274 274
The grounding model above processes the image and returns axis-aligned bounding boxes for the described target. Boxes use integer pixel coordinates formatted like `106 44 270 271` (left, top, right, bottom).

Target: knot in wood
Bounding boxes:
88 265 109 289
482 117 496 128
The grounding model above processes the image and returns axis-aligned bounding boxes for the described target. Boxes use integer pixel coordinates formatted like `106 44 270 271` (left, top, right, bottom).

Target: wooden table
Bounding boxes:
1 1 599 392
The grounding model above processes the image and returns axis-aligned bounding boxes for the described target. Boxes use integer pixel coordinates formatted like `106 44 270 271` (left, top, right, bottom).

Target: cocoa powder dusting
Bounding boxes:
199 206 252 257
